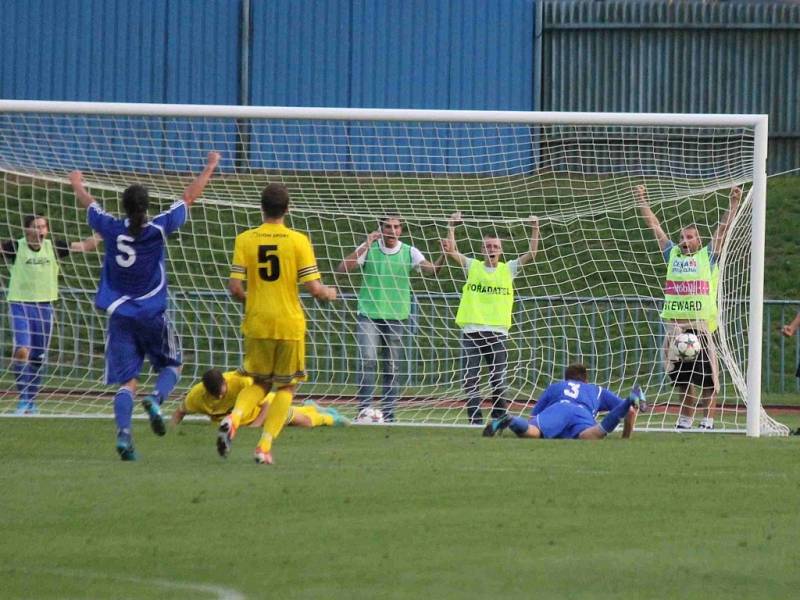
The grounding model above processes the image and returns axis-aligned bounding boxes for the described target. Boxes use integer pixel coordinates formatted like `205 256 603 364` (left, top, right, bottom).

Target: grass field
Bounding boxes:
2 416 800 599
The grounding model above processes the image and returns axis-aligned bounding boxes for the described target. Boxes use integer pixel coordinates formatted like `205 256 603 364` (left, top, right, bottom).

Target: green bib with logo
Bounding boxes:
7 237 60 302
661 245 719 332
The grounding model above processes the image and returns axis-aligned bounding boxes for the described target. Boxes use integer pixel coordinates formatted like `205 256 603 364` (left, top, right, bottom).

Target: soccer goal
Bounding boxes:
0 100 787 436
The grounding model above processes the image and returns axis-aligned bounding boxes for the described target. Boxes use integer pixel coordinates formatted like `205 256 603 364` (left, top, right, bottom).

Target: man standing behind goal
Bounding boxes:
336 215 444 423
2 216 100 414
441 212 540 425
636 184 741 430
219 183 336 465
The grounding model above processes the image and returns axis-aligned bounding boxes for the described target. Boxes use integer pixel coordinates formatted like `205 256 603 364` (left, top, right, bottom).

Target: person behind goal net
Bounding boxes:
636 185 741 430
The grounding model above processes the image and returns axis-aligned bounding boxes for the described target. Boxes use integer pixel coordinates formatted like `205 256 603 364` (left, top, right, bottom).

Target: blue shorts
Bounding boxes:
105 312 181 385
9 302 53 359
532 401 597 439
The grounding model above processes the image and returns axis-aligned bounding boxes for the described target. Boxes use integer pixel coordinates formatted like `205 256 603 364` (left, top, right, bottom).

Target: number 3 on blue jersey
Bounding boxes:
564 381 581 399
115 234 136 267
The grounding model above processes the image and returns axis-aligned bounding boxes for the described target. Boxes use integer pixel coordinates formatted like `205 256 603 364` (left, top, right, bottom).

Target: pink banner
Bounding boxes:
664 280 709 295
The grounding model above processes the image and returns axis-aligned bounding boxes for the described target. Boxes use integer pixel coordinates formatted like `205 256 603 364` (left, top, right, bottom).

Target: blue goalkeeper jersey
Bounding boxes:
532 380 624 418
88 199 186 318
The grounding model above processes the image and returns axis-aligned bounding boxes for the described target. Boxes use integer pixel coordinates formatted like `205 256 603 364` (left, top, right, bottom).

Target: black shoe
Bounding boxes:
142 395 166 437
482 414 512 437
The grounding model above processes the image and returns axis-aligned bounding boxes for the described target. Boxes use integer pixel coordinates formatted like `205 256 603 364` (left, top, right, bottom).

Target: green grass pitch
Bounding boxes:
2 416 800 599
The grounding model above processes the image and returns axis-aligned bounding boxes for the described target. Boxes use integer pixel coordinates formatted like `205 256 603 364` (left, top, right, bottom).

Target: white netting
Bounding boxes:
0 104 787 435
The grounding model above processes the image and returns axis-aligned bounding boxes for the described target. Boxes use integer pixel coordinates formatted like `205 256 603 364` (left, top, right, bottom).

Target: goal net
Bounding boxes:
0 101 787 436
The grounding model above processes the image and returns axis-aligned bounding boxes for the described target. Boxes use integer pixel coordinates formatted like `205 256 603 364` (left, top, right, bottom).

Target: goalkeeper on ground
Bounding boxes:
483 363 641 439
171 368 349 428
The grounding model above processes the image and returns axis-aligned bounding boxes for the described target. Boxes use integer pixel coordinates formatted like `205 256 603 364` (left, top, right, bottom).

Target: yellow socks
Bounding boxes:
231 383 266 429
258 388 293 452
294 405 334 427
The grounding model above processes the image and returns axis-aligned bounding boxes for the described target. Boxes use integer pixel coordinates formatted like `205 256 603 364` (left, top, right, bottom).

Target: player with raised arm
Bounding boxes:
441 212 540 425
636 184 740 430
69 151 220 460
218 183 336 465
336 215 445 422
171 368 349 428
483 363 642 440
2 216 100 414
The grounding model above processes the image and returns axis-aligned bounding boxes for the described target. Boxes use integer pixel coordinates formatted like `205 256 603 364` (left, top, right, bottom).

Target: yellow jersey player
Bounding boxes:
170 368 349 428
219 183 337 465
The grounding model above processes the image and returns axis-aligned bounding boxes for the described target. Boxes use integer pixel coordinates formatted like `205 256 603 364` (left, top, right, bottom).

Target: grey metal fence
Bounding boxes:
3 291 799 395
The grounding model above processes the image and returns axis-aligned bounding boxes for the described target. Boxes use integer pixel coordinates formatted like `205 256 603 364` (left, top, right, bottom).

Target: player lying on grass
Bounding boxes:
171 368 349 428
483 363 642 440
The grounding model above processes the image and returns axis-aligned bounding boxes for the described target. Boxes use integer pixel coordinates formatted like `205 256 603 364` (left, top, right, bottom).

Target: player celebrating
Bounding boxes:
2 216 100 414
69 151 220 460
219 183 336 465
171 368 349 428
636 184 740 430
441 212 540 425
483 363 641 440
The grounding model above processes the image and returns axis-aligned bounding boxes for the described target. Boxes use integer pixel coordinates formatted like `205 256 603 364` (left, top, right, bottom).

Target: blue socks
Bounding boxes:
153 367 180 405
114 387 135 431
600 398 633 434
509 416 530 436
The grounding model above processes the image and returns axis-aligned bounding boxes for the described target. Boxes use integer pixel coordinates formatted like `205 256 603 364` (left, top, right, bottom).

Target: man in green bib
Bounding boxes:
442 212 540 425
2 214 100 414
636 185 741 430
337 215 444 422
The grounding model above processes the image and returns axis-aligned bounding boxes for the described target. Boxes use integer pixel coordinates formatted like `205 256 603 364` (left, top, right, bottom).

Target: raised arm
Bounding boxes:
336 231 381 273
441 211 469 268
183 151 221 207
516 216 540 267
69 170 95 209
69 233 103 253
711 186 742 254
781 311 800 338
418 253 447 276
635 185 670 252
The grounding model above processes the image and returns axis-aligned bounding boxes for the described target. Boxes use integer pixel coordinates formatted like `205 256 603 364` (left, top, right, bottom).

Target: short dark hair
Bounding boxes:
564 363 588 383
201 368 226 398
122 184 150 236
23 214 47 228
261 183 290 218
380 214 403 227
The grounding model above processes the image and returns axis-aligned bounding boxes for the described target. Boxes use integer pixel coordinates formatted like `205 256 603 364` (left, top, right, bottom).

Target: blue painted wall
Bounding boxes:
2 0 799 173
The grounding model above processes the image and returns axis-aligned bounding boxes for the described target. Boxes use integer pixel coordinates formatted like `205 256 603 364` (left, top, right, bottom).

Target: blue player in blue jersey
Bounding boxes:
69 151 220 460
483 363 642 440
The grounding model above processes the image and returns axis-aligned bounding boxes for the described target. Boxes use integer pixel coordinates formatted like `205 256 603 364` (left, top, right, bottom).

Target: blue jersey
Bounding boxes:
88 199 187 318
532 380 624 418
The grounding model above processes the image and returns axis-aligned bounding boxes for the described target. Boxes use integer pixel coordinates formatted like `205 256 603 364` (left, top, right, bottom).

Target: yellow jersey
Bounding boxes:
182 371 254 421
230 222 320 340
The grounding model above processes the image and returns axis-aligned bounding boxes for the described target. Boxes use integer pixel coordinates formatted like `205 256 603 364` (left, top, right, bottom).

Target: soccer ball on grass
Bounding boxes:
675 332 701 361
356 407 385 424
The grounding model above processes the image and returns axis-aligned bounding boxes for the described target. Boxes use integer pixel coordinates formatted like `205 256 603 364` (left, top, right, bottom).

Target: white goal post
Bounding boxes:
0 100 786 436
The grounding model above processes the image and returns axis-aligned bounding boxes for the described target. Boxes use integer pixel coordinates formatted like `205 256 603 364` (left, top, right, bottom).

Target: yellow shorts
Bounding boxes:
242 337 307 386
238 400 265 427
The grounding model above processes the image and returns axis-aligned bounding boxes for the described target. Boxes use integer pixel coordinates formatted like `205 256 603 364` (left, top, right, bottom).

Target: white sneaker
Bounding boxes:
676 416 693 430
699 418 714 430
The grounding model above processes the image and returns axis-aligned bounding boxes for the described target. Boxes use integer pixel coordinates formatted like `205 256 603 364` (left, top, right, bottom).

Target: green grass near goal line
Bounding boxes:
1 419 799 600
